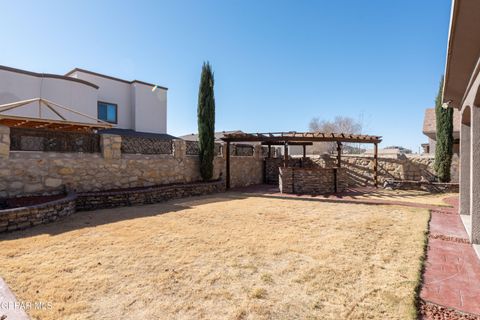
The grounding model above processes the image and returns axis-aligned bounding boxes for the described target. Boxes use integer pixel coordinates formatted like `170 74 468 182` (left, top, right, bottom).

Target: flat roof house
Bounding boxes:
422 107 461 154
443 0 480 245
0 65 168 134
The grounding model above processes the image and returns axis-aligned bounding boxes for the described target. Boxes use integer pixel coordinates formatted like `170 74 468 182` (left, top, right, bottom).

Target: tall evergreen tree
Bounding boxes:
434 76 454 182
197 62 215 181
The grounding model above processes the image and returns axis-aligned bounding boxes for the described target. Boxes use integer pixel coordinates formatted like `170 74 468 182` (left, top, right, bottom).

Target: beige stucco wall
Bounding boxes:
69 70 134 129
70 70 167 134
132 82 167 133
0 69 98 123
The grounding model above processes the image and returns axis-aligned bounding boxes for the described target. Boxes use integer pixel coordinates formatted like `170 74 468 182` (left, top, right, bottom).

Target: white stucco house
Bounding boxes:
0 65 168 134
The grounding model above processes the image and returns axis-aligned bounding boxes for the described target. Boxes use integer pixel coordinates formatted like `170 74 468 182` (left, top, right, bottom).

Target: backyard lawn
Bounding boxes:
0 192 430 320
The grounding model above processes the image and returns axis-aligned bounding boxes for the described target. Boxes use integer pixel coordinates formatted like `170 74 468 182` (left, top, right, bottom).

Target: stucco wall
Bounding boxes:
132 83 167 133
69 70 134 129
0 68 98 123
70 70 167 134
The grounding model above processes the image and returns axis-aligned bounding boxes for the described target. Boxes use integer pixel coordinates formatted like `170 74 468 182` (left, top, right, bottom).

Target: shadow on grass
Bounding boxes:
0 185 452 241
0 192 249 240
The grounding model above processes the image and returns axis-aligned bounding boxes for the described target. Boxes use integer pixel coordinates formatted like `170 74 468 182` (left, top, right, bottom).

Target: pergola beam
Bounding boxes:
221 131 382 189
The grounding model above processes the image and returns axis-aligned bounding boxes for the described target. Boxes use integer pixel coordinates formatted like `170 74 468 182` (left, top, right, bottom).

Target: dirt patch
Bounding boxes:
0 193 429 320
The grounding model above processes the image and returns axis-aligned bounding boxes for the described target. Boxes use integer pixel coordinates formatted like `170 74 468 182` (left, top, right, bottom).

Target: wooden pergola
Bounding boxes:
0 98 113 132
221 131 382 189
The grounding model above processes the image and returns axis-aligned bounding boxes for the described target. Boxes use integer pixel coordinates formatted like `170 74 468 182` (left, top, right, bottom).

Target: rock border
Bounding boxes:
0 180 226 233
0 193 76 233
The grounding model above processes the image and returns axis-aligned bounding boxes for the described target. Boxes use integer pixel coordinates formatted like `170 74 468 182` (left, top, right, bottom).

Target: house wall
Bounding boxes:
68 70 134 129
69 70 168 134
0 68 98 123
132 82 167 133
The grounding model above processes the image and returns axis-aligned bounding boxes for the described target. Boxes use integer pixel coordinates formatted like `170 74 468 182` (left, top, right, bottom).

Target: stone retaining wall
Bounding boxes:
0 180 226 233
338 154 459 186
279 167 347 194
0 193 76 233
266 154 459 188
76 180 225 211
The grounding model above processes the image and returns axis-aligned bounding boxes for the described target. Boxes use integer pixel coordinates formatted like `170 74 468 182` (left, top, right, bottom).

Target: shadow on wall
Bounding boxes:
265 154 458 187
342 155 438 187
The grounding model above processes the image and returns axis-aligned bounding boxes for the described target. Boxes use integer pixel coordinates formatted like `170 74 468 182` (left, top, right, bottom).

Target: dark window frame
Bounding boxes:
97 101 118 124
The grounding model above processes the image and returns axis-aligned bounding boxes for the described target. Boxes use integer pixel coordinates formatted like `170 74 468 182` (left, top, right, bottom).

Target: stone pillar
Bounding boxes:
100 134 122 160
173 139 186 159
0 125 10 159
460 116 471 215
254 145 262 160
470 105 480 244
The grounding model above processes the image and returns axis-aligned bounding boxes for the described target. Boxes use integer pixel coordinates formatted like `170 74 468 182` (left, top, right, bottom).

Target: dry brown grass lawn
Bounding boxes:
0 193 430 320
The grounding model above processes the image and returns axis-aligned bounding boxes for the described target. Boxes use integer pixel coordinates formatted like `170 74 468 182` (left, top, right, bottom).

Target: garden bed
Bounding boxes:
0 193 76 233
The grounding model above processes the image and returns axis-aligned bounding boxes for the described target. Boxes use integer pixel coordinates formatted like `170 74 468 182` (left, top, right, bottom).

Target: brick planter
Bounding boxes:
76 180 226 211
0 193 76 233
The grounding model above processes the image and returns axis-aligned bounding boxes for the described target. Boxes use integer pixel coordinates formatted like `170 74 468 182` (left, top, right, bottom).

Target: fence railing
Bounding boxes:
121 136 173 154
185 141 222 156
10 128 100 153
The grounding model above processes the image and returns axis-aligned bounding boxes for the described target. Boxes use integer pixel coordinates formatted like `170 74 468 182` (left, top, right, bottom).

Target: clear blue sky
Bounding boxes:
1 0 452 151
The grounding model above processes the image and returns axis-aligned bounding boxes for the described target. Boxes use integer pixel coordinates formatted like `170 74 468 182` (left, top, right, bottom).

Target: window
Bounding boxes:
97 102 118 124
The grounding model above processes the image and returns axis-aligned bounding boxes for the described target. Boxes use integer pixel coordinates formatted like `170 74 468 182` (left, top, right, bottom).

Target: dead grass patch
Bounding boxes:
0 193 429 319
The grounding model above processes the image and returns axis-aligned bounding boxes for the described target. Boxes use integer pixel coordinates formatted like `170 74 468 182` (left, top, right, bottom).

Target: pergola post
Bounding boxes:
302 144 306 159
226 141 231 189
268 144 272 158
373 142 378 188
284 142 288 167
336 142 342 168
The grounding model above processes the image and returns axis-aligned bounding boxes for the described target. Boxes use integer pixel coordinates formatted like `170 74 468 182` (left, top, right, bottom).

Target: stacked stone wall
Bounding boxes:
267 154 459 188
279 167 347 194
0 127 264 198
0 193 76 232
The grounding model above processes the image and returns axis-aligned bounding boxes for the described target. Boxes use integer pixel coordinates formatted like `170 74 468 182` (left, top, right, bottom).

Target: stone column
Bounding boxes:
470 105 480 244
254 145 262 160
0 125 10 159
101 134 122 160
173 139 186 159
460 115 471 215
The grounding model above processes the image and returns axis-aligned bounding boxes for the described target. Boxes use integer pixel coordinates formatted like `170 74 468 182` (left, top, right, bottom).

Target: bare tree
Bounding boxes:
308 116 363 154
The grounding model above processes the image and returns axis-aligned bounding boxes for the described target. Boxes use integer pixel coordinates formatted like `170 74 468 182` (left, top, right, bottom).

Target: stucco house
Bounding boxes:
0 65 168 134
422 107 460 154
443 0 480 246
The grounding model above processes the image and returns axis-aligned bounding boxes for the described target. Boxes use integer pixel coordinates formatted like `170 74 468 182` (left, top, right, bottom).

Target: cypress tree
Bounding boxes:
434 76 454 182
197 62 215 181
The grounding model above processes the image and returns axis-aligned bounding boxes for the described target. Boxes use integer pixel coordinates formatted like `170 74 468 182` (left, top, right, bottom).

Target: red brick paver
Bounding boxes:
421 238 480 316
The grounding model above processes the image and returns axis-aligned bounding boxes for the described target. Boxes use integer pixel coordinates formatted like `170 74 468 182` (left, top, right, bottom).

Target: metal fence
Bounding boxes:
185 141 222 156
10 128 101 153
121 136 173 154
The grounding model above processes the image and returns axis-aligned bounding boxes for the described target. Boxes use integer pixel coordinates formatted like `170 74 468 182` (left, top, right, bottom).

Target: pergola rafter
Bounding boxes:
0 98 113 132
